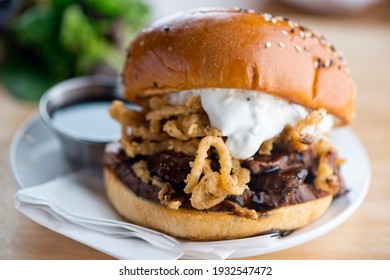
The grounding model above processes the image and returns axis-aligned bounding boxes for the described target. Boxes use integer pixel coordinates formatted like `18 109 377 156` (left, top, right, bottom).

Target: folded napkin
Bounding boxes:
14 169 278 259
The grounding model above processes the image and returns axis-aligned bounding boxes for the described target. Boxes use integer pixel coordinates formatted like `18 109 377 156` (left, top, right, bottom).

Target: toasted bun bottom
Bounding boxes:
104 168 333 240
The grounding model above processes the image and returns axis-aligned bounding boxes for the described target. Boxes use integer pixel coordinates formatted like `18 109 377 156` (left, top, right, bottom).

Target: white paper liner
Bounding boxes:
14 169 279 259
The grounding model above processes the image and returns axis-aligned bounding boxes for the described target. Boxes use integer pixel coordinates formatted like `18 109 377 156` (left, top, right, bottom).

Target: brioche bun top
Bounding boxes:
123 8 355 124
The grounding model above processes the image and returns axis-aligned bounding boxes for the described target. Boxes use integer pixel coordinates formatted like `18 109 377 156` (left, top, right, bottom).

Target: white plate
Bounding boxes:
10 113 371 258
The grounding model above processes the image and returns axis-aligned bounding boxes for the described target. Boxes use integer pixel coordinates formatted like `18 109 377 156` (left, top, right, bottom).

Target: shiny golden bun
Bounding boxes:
104 168 332 241
123 8 355 124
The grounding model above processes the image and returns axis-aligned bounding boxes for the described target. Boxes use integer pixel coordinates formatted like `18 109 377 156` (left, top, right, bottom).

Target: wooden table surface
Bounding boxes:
1 4 389 260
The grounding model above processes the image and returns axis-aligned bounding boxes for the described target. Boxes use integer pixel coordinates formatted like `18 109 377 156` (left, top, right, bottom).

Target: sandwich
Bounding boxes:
103 8 355 240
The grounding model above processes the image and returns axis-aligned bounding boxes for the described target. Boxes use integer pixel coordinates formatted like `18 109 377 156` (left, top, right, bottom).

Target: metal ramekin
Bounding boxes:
39 76 126 167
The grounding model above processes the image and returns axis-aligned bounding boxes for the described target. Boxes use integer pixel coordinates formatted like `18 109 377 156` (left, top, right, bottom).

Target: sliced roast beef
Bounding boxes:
147 151 193 184
103 143 338 214
242 149 317 174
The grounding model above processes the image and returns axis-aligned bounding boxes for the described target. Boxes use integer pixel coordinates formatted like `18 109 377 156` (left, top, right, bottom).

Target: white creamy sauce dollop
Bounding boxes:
168 89 333 160
301 113 334 141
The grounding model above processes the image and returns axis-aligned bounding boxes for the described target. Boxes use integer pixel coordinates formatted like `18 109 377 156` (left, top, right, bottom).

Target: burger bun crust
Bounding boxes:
123 8 355 124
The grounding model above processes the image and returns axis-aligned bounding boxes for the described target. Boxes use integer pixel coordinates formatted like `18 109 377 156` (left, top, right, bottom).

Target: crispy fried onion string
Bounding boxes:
120 138 200 158
163 113 221 140
184 136 250 210
283 109 327 152
313 140 341 195
109 100 144 143
109 97 220 158
278 109 343 195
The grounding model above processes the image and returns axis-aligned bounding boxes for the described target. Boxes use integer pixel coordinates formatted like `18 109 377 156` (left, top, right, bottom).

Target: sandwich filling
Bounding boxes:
104 89 345 219
168 89 334 160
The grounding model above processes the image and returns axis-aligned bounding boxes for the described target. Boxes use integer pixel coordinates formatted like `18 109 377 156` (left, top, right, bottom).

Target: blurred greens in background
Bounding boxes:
0 0 150 100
